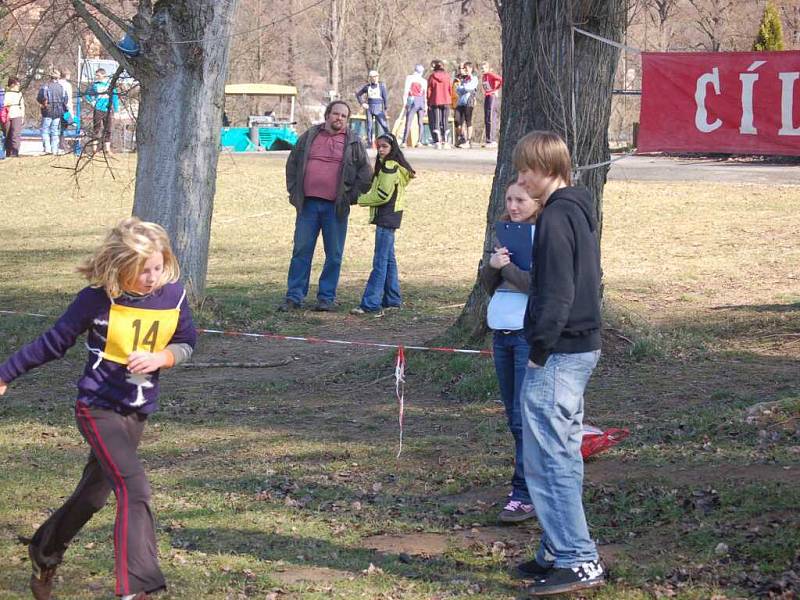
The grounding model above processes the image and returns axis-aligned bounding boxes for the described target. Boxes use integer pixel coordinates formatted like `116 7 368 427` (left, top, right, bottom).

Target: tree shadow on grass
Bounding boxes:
169 524 519 594
711 302 800 313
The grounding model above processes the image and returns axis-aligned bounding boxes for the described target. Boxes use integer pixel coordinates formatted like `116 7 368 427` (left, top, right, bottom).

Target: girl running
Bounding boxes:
351 133 415 315
0 217 196 600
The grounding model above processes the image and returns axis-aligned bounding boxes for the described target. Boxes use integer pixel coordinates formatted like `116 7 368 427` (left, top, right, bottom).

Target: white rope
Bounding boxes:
572 26 642 54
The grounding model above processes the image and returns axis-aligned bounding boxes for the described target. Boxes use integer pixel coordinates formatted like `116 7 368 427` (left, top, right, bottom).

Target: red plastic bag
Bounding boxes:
581 425 629 460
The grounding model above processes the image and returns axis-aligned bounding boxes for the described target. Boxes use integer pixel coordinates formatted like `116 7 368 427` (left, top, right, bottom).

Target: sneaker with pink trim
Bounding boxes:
498 499 536 523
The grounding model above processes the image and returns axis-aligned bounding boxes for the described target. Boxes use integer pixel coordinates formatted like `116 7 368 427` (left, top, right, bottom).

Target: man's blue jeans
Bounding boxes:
41 117 61 154
521 350 601 568
360 226 401 311
286 198 348 304
492 330 532 504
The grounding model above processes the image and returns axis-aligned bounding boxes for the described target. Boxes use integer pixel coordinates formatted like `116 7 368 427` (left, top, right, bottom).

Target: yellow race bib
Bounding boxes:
102 303 180 365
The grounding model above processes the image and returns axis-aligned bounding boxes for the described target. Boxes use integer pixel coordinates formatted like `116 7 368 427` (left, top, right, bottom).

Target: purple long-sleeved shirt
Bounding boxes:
0 283 196 414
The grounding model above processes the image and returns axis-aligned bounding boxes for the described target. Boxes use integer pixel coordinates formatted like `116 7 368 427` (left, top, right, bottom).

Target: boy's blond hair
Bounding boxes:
512 131 572 186
78 217 180 298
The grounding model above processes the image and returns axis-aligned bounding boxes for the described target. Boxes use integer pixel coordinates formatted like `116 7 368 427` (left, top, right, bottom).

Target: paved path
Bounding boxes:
255 148 799 184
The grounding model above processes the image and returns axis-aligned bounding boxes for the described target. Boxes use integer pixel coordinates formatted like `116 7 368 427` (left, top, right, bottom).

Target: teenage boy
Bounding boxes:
510 131 606 596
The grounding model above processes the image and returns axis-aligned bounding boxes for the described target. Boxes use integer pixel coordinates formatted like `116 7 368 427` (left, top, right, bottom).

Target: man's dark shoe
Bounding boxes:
510 558 552 580
28 545 57 600
313 300 335 312
277 299 302 312
527 560 607 596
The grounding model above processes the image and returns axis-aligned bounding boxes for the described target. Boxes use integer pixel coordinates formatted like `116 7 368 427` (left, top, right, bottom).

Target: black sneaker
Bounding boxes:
527 560 607 596
277 299 302 312
313 300 336 312
510 558 552 580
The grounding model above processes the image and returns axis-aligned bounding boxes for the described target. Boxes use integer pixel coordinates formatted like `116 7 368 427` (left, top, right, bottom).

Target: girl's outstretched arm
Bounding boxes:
0 288 99 386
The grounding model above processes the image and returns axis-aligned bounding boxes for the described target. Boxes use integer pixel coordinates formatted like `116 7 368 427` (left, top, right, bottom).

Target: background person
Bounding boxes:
355 70 390 146
426 59 452 149
2 77 25 157
480 62 503 147
58 69 74 152
280 100 372 312
511 131 606 596
481 182 542 524
36 69 68 155
401 64 427 148
454 62 479 148
85 68 120 154
351 133 415 316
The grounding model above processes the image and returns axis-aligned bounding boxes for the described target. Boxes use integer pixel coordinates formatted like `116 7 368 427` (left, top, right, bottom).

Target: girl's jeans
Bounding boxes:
492 330 532 503
360 225 401 311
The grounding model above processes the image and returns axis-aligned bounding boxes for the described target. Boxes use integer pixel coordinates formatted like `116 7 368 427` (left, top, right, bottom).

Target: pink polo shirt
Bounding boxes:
303 129 347 201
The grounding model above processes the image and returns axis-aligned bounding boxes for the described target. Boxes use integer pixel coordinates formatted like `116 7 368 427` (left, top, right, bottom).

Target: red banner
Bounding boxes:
638 51 800 156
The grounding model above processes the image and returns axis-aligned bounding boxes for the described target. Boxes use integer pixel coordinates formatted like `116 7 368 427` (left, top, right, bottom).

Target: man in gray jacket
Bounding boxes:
279 100 372 312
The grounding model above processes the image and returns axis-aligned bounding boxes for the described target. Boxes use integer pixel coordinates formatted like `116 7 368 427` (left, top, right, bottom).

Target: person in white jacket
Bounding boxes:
400 64 427 147
2 77 25 157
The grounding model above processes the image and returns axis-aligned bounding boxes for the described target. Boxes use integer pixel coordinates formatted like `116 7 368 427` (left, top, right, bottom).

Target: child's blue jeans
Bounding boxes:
360 225 401 311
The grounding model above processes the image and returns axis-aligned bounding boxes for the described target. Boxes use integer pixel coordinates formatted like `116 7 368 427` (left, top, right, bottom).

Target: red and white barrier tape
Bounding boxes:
394 345 406 458
1 309 492 457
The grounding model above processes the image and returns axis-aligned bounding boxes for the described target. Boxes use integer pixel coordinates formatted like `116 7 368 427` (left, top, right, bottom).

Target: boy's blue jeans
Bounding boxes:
41 117 61 153
360 225 401 311
521 350 601 568
492 330 532 504
286 197 348 304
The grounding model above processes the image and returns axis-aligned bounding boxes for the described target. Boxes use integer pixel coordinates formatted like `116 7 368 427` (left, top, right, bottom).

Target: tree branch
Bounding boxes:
81 0 131 31
72 0 137 74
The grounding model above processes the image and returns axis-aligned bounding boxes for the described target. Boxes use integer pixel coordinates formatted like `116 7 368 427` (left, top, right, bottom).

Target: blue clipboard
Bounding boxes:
494 222 534 271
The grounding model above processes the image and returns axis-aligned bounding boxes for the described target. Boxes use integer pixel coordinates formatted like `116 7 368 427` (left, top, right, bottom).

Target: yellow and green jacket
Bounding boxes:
356 159 411 229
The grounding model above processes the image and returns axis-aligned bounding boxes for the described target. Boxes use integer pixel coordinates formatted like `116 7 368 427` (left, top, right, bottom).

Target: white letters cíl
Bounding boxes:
739 61 766 135
778 71 800 136
695 67 722 133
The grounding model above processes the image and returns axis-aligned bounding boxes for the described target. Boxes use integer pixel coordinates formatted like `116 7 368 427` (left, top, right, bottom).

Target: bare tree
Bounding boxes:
687 0 735 51
320 0 347 96
644 0 679 49
456 0 626 339
354 0 407 73
457 0 476 53
781 4 800 49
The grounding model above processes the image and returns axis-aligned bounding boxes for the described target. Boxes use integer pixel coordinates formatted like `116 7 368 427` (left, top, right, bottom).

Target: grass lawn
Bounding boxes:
0 153 798 599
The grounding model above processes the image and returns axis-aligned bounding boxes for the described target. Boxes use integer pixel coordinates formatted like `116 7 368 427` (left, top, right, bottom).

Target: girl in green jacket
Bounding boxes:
351 133 415 315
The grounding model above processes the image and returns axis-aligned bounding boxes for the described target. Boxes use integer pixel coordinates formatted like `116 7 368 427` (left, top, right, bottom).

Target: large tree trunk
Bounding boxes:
74 0 238 302
455 0 625 340
131 2 237 301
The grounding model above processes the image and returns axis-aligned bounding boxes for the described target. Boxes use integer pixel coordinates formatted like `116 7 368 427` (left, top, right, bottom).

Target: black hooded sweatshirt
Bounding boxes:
523 186 602 366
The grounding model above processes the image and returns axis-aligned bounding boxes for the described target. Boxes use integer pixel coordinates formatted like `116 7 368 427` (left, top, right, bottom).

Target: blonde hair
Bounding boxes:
512 131 572 186
78 217 180 298
499 182 543 224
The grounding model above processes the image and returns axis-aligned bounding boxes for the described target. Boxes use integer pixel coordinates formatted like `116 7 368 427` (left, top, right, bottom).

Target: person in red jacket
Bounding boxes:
426 59 452 149
481 62 503 147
